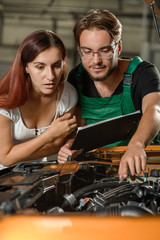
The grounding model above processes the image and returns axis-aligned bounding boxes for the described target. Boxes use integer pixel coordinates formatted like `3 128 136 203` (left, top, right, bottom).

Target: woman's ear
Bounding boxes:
25 66 29 73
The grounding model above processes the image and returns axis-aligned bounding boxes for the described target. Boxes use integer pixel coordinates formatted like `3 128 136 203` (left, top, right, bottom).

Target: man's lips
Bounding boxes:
90 66 105 72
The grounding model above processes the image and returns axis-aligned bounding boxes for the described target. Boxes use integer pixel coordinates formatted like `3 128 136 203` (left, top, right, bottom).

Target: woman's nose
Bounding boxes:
47 68 55 80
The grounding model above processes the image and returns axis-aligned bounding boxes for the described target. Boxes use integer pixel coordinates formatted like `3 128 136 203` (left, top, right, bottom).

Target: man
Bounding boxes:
58 9 160 180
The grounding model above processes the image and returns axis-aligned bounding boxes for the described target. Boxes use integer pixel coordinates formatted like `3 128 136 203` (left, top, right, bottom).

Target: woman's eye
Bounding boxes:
53 64 62 69
36 65 44 70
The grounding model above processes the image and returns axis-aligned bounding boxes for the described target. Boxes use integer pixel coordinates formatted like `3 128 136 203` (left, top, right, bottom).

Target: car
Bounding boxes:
0 145 160 240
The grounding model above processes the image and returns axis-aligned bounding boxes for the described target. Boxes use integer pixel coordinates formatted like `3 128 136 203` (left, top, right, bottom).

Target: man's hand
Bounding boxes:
118 93 160 180
118 144 147 179
57 143 78 164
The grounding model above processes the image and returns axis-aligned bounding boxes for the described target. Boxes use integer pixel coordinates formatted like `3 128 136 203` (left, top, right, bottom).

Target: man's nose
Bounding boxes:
92 52 102 64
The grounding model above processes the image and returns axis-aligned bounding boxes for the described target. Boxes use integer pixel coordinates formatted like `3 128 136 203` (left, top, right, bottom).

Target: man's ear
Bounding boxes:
118 40 122 55
77 46 80 53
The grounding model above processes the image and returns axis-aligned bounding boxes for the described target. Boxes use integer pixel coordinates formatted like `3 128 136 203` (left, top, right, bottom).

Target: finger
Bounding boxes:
58 144 73 157
58 151 74 163
57 158 66 164
64 143 72 149
71 115 76 121
59 148 72 158
135 155 147 174
60 113 72 120
127 158 136 177
57 152 69 163
141 156 147 171
70 123 77 131
68 116 77 125
139 149 147 171
118 161 128 180
135 157 141 175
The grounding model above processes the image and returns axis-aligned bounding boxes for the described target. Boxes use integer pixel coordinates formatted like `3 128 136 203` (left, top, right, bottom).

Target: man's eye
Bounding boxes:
83 50 92 55
101 49 110 53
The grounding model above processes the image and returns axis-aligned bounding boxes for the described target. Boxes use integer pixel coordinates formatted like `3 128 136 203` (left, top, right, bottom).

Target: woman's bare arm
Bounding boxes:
0 109 77 167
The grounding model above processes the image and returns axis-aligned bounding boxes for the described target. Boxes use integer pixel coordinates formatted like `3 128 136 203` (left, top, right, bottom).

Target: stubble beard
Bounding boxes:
88 65 115 82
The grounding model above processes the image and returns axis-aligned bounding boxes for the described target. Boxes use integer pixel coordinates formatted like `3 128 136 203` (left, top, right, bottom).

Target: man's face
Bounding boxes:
79 29 119 82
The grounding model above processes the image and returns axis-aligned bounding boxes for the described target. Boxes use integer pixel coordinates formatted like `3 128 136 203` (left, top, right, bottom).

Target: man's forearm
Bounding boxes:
128 106 160 149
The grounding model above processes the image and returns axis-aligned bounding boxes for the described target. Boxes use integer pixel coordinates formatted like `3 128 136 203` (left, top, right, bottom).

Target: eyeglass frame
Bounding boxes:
79 41 119 60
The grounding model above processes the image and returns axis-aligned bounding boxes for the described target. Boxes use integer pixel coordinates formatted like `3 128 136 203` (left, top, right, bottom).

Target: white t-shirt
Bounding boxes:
0 81 78 169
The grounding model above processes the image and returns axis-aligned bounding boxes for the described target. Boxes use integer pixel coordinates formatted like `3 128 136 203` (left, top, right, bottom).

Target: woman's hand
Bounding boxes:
48 113 77 141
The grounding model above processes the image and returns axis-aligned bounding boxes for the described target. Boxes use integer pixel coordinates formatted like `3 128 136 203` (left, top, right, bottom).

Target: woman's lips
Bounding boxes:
44 83 55 88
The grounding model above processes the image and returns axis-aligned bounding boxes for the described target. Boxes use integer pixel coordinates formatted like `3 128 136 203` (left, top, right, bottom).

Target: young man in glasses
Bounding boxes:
58 9 160 180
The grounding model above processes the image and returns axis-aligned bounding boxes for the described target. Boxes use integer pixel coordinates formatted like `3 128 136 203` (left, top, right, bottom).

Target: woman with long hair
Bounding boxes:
0 30 77 169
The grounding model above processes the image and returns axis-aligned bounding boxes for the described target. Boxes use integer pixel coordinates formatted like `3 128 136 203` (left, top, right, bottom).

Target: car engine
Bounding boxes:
0 147 160 218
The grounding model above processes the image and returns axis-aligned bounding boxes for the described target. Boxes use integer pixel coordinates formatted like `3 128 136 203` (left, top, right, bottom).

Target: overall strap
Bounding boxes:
77 63 84 75
123 56 143 85
76 63 85 84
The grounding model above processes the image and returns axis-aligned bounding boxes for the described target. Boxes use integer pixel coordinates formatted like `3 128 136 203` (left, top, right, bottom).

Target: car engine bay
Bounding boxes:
1 146 160 218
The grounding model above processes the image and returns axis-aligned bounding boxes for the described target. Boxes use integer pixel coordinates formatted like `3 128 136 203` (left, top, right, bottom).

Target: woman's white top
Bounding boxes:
0 81 78 169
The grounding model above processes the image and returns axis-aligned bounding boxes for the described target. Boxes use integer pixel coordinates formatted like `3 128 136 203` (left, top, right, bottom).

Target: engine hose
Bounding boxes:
98 204 154 217
141 181 159 189
61 181 128 210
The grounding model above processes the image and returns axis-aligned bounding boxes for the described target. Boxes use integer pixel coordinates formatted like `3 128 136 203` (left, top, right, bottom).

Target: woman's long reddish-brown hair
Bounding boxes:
0 30 66 109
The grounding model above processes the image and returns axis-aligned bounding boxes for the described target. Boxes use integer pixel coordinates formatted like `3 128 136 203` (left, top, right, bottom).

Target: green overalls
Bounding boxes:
76 56 143 146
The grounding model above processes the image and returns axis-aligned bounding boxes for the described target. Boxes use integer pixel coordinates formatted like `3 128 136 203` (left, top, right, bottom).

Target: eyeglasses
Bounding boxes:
79 42 118 60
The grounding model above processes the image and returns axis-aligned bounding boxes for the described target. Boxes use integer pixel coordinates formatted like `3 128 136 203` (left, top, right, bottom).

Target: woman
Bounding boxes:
0 30 77 169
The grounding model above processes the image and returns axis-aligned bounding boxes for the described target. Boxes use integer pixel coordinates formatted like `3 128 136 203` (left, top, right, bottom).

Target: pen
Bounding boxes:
119 177 126 183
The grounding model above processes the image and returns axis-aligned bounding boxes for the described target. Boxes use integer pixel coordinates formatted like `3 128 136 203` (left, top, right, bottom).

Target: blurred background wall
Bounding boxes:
0 0 160 77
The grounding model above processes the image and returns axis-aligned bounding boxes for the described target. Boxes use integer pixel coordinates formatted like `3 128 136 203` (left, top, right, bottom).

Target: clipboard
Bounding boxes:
71 111 141 152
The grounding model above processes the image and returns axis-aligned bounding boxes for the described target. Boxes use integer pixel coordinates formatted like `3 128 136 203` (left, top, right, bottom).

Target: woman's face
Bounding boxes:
25 47 64 96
